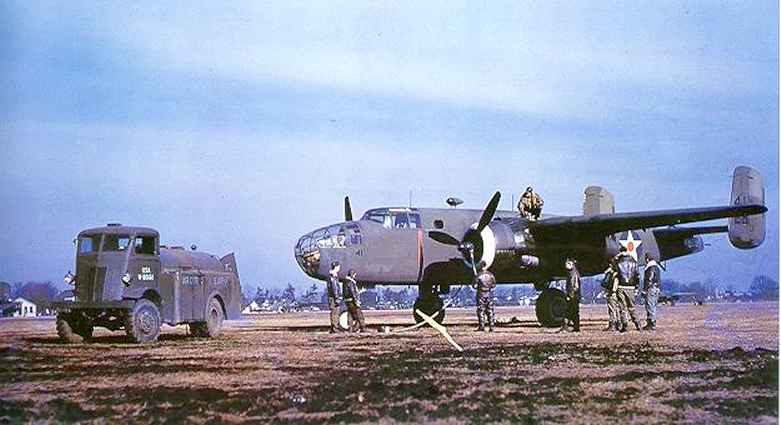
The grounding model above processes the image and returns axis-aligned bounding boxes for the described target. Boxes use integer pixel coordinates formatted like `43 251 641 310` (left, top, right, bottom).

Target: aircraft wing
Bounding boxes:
529 204 766 240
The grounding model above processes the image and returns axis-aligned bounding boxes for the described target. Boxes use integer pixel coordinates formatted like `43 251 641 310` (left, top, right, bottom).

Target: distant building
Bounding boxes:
55 290 76 302
242 301 262 314
13 297 37 318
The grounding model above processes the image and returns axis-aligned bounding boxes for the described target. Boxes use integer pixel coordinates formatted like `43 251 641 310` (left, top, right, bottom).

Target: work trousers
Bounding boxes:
566 295 581 331
328 296 340 332
606 291 619 324
476 288 495 329
345 300 366 332
616 287 640 327
644 286 660 324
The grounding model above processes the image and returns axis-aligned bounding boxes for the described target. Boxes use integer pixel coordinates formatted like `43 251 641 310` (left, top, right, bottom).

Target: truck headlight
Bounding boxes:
121 272 132 285
64 271 75 285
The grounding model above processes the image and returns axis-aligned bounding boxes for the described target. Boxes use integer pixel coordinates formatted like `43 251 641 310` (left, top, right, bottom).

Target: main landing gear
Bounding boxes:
535 287 567 328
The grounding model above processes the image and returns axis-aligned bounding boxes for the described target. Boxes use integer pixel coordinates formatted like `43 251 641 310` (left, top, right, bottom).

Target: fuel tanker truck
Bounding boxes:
52 224 242 343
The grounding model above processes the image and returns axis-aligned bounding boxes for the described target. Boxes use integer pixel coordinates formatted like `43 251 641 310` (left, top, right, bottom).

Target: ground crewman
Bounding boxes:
327 261 342 333
558 258 581 333
601 264 620 332
474 261 496 332
343 269 366 333
518 187 544 220
642 252 662 331
614 247 642 332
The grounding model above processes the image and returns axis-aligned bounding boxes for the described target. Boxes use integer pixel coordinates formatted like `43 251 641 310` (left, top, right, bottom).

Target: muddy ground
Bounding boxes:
0 303 778 424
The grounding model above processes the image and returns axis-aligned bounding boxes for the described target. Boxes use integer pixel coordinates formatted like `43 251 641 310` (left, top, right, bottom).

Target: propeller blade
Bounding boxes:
477 191 501 231
428 231 460 246
344 196 353 222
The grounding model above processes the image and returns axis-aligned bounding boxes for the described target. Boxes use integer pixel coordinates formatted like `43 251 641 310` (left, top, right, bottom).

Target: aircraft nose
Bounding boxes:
294 231 321 278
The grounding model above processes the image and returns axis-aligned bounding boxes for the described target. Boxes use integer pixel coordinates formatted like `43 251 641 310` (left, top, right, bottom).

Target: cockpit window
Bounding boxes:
134 236 157 255
103 235 131 251
362 209 421 230
78 235 101 254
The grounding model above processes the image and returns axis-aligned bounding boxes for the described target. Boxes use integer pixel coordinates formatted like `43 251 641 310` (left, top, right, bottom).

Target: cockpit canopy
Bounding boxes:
361 208 422 229
294 222 362 277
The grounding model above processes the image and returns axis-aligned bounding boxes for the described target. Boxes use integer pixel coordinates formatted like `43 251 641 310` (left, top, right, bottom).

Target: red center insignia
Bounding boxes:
627 242 634 251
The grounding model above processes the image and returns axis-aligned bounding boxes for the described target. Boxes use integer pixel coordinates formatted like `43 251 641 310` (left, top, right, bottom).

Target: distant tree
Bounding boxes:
661 279 682 294
301 284 321 305
0 282 11 301
282 284 296 303
17 281 59 308
749 275 779 301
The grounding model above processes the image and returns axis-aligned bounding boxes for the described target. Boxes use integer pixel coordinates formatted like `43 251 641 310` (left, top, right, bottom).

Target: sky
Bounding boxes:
1 1 778 294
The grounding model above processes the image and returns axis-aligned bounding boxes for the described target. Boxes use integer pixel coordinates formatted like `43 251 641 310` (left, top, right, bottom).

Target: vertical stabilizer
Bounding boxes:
729 166 765 249
583 186 615 217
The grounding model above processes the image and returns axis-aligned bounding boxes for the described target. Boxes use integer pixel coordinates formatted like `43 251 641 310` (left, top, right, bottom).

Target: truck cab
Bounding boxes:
54 224 241 343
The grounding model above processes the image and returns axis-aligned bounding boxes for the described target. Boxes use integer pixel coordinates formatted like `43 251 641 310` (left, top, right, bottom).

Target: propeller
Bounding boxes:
428 191 501 276
344 196 353 222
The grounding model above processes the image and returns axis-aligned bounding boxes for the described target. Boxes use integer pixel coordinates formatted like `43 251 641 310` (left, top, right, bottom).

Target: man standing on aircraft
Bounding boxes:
559 258 582 333
601 264 620 332
343 269 366 333
475 261 496 332
642 253 662 331
327 261 342 333
518 186 544 220
614 247 642 332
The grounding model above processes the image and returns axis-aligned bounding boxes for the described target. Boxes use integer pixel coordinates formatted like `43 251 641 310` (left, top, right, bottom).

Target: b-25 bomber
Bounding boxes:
295 166 766 327
53 224 242 343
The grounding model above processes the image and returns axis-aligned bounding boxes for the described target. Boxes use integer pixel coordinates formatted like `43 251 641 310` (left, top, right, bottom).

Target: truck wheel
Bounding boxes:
56 313 82 344
191 298 225 338
125 299 161 343
203 297 224 338
535 288 567 327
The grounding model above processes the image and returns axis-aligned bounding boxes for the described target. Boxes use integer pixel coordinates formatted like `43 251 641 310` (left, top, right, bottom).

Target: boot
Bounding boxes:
642 320 654 331
603 322 614 332
634 320 642 331
619 323 627 333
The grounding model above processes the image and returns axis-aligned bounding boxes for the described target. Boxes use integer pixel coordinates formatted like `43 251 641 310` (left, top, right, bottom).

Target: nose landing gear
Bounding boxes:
413 285 446 324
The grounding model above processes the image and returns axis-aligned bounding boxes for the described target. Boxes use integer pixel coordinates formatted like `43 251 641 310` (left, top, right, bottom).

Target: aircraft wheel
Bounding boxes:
56 313 83 343
125 299 161 344
535 288 567 327
413 294 445 324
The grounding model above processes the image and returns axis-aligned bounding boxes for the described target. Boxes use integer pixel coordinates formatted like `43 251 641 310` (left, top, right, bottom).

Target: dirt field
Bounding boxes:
1 303 778 424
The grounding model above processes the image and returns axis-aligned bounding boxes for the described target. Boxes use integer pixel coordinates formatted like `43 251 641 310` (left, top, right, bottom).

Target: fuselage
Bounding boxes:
294 207 701 286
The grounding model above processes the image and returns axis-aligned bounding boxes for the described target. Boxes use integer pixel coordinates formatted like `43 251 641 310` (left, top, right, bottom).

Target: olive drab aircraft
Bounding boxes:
294 166 767 327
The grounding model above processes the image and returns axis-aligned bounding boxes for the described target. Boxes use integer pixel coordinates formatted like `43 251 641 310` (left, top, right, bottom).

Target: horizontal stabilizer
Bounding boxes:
531 204 766 241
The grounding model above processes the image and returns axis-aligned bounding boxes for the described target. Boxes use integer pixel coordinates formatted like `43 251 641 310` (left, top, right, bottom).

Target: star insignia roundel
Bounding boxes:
618 230 643 261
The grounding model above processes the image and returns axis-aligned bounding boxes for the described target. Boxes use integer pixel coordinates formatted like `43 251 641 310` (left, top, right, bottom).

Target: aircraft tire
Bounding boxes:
535 288 567 327
56 313 83 344
125 299 161 344
413 294 445 324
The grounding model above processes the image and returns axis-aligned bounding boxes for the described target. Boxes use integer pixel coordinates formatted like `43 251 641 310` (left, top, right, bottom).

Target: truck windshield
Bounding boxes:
78 235 101 254
103 235 131 251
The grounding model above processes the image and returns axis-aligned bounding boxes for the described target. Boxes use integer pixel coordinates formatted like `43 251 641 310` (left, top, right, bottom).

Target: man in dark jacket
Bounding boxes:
327 261 342 333
601 264 620 332
614 247 642 332
342 269 366 333
559 258 582 333
642 252 662 331
474 261 496 332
